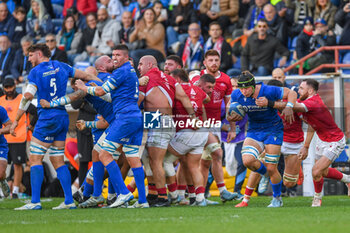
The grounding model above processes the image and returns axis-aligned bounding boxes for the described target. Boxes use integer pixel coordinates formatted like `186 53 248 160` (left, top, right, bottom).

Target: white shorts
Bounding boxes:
93 131 107 153
281 141 303 157
209 126 221 143
170 128 209 155
315 136 346 162
147 115 176 149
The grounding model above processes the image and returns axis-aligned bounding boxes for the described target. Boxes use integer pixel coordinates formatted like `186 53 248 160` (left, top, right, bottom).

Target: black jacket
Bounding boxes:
51 48 69 64
11 49 32 80
0 48 15 83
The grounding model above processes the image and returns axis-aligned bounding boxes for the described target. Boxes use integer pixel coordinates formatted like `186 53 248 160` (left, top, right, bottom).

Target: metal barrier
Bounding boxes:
284 46 350 75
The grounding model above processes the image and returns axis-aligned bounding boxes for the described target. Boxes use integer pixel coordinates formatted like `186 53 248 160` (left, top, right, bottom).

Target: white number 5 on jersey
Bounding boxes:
50 78 57 96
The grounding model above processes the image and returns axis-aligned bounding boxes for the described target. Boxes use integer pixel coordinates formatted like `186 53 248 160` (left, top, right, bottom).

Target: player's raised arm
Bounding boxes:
281 87 297 123
74 69 101 82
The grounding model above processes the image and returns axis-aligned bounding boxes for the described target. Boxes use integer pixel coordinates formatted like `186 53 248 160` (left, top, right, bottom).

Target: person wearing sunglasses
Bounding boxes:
241 18 290 76
45 33 68 64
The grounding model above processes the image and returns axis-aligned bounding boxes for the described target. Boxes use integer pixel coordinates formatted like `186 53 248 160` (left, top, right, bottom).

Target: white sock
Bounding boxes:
13 186 19 194
189 193 196 198
169 191 177 199
196 193 205 202
341 174 350 183
243 197 250 203
218 186 227 193
314 192 322 199
178 190 185 197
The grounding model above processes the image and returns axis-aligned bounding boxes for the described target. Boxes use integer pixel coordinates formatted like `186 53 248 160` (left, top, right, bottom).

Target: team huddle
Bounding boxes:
0 43 349 210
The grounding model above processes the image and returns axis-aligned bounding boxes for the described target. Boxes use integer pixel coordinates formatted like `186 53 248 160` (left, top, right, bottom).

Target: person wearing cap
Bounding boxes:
228 71 297 207
307 18 336 71
0 78 38 199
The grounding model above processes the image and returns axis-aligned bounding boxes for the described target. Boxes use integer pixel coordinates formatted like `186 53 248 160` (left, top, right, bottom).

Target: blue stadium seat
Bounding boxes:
341 52 350 74
52 18 63 34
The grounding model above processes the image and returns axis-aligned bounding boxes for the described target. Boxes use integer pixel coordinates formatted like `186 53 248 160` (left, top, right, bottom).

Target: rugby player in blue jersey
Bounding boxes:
0 106 12 197
228 71 297 207
75 44 148 208
11 43 99 210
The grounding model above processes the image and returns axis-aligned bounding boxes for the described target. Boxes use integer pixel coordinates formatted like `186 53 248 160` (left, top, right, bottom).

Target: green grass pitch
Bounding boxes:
1 196 350 233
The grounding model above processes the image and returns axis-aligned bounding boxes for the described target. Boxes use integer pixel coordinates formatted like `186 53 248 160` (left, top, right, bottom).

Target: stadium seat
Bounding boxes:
341 52 350 74
52 18 63 34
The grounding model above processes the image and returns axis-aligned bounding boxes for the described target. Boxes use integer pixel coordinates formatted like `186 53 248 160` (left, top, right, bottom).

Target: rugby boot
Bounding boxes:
205 199 219 205
311 197 322 207
14 202 42 210
220 189 237 202
196 199 207 206
109 192 134 208
189 197 196 206
235 201 248 207
258 176 269 194
73 189 85 203
0 179 10 198
234 192 244 201
107 194 117 206
267 197 283 207
79 196 105 208
128 201 150 208
153 198 170 207
177 196 190 205
53 202 77 210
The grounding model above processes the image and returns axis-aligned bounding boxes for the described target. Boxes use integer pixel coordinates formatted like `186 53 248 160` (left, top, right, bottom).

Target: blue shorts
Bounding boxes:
247 124 283 146
33 114 69 143
92 128 105 145
106 116 143 146
0 146 8 161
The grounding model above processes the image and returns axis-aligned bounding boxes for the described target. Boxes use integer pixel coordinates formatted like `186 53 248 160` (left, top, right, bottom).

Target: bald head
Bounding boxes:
263 4 276 21
95 55 114 73
0 3 8 22
138 55 158 76
85 66 98 76
272 68 285 83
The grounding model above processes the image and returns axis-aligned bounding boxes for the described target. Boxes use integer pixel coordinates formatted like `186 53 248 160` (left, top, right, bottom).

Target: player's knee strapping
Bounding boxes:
241 146 259 159
265 154 280 164
101 139 121 155
122 145 140 158
48 146 65 157
206 143 221 154
283 172 299 183
30 142 48 156
164 153 178 177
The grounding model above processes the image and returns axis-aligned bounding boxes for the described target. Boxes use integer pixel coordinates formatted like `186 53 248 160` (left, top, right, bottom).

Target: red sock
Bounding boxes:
217 182 225 189
148 183 157 195
244 186 254 197
157 187 167 197
187 185 195 194
177 185 187 191
313 177 324 193
127 184 135 193
326 168 343 180
167 183 177 193
195 186 205 194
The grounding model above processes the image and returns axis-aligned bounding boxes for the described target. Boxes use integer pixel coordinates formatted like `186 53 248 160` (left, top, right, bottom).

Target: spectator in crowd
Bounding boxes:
313 0 337 29
204 22 233 73
307 18 336 71
119 11 134 44
129 8 165 67
100 0 125 21
63 0 98 17
74 13 97 64
177 22 204 71
166 0 198 54
45 33 68 63
0 35 15 83
241 19 289 76
285 0 314 38
128 0 153 21
0 3 15 41
243 0 268 38
199 0 239 35
263 4 288 46
335 2 350 46
66 6 87 31
295 17 314 62
10 36 33 84
0 77 37 199
56 15 83 65
90 7 121 63
26 0 53 43
153 1 167 24
12 6 27 51
22 0 55 19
